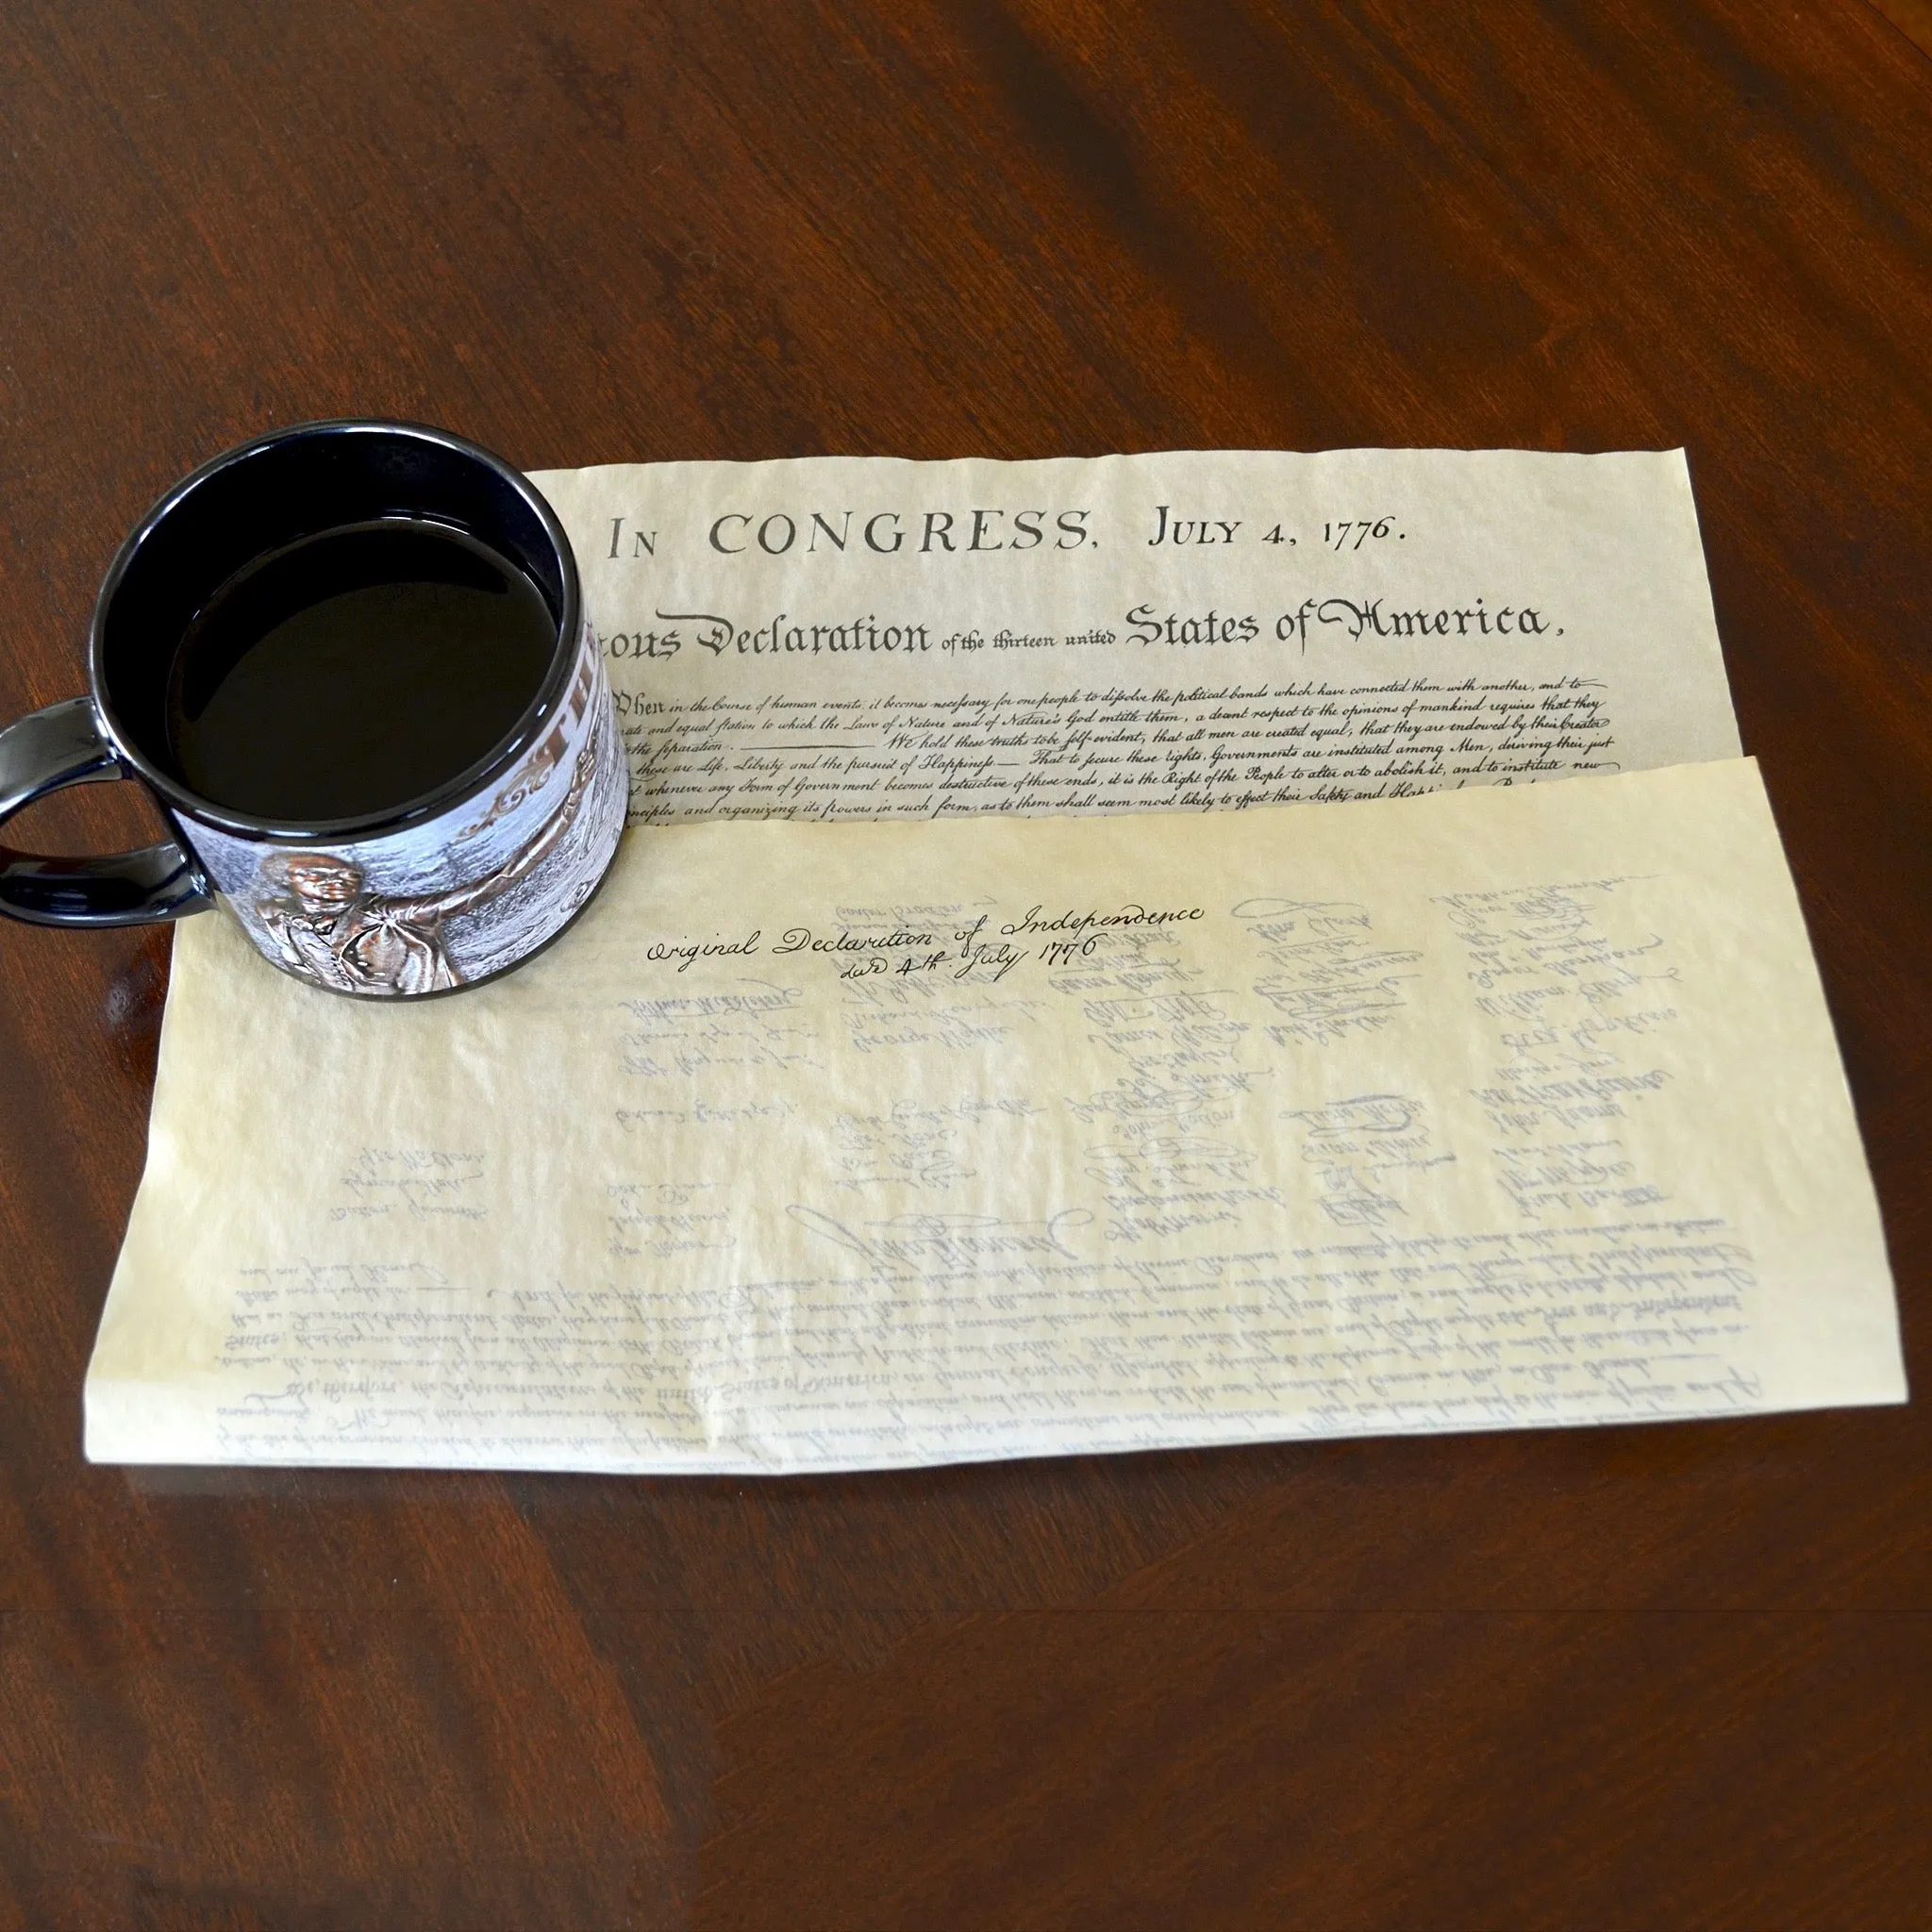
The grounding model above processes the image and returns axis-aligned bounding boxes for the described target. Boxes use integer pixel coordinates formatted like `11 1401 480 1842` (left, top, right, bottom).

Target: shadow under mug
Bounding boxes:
0 420 626 998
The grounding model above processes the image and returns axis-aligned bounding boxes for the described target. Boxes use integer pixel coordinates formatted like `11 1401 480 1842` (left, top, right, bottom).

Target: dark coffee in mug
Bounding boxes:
165 520 558 823
0 420 627 998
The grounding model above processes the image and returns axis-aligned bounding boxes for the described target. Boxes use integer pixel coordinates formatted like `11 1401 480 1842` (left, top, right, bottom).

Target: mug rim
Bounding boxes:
88 418 584 844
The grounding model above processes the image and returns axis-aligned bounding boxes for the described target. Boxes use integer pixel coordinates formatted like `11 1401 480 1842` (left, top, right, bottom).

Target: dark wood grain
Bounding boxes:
1868 0 1932 59
3 3 1929 1925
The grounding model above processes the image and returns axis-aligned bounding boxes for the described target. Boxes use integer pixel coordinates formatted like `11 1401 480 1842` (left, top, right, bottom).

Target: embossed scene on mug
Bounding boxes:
192 630 626 996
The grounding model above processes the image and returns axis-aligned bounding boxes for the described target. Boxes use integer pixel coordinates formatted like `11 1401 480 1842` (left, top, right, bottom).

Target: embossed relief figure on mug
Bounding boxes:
175 616 628 997
255 737 602 995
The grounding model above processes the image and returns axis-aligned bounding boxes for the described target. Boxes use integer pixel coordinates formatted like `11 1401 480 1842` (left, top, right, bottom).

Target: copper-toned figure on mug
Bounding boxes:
255 739 598 995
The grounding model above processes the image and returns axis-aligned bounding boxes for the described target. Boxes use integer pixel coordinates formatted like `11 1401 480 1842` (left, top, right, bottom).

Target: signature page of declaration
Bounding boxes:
86 759 1903 1472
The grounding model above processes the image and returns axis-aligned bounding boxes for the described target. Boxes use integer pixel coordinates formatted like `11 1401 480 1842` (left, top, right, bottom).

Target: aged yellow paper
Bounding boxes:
86 759 1902 1470
530 448 1738 824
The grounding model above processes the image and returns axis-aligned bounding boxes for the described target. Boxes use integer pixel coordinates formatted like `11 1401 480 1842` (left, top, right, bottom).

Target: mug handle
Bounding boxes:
0 696 214 925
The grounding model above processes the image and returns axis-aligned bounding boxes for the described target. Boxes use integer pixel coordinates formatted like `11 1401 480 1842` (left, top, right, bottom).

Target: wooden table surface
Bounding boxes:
4 3 1930 1925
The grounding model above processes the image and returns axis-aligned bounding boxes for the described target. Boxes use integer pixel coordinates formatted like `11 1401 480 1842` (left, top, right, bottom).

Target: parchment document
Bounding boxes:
87 760 1902 1470
530 450 1739 823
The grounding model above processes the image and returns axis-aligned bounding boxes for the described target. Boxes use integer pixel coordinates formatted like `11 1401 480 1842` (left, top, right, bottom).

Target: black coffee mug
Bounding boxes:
0 420 625 997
